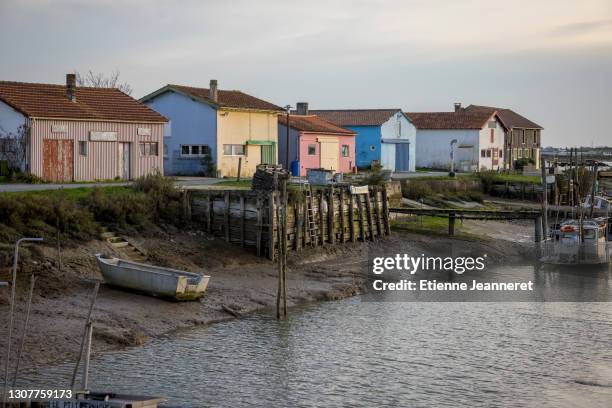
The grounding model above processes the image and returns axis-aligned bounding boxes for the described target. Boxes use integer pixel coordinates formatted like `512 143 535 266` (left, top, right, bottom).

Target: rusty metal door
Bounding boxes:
43 139 73 182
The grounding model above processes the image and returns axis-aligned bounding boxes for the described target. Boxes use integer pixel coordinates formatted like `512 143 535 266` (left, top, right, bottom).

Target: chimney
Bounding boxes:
296 102 309 115
454 102 462 113
66 73 76 102
209 79 218 102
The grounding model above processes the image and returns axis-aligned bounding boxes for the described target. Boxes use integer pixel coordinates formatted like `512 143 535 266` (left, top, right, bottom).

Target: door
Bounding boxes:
43 139 73 182
118 142 131 179
260 144 275 165
319 139 339 171
394 143 410 172
492 148 499 167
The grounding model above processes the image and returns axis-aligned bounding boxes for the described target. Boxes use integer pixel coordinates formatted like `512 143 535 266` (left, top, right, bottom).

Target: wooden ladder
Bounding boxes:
304 185 318 246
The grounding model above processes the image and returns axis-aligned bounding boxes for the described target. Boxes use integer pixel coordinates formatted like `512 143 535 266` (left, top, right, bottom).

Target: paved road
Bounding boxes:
0 177 222 193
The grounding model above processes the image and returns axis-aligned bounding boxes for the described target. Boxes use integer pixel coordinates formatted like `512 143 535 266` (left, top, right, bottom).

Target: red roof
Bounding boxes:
404 110 496 130
278 114 356 135
307 109 403 126
465 105 543 129
0 81 167 123
144 84 283 112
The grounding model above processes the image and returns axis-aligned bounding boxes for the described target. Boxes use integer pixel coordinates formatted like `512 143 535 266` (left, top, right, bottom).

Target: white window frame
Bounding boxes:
223 144 245 156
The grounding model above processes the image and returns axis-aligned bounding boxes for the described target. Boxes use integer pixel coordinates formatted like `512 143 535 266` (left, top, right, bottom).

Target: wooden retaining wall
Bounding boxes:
187 185 390 260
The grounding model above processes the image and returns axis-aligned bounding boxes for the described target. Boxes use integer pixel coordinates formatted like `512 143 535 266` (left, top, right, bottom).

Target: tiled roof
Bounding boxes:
0 81 167 122
404 110 495 130
465 105 543 129
278 114 356 135
161 84 282 111
307 109 402 126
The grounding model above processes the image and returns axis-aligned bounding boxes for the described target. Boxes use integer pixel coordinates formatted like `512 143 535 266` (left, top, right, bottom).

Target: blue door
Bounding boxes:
395 143 410 172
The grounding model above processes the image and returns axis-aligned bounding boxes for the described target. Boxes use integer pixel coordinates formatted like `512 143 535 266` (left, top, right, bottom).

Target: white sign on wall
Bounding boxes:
51 125 67 133
89 131 118 141
137 127 152 136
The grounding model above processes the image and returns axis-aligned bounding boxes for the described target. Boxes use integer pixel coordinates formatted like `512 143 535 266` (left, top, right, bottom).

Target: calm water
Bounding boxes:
20 266 612 407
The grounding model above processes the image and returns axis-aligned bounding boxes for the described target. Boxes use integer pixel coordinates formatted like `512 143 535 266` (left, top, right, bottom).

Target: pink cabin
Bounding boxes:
278 105 356 176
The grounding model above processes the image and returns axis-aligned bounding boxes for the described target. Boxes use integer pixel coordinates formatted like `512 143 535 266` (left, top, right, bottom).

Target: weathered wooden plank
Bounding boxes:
319 190 325 246
364 192 374 240
381 186 390 235
356 194 364 241
339 188 345 242
268 191 275 261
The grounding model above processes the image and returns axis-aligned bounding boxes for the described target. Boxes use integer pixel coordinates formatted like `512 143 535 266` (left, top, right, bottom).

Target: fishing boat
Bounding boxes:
541 218 611 265
95 254 210 301
48 391 164 408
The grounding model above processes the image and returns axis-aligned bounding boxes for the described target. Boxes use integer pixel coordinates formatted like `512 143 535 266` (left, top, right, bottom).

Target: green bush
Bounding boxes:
402 181 434 200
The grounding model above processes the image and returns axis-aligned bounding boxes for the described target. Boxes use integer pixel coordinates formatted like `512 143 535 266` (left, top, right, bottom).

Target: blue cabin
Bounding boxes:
308 109 416 172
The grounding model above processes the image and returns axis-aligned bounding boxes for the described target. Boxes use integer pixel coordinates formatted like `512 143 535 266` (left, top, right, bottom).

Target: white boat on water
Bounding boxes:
95 254 210 301
541 219 612 265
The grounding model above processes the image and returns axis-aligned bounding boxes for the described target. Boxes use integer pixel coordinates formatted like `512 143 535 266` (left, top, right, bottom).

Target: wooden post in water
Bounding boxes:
268 191 275 261
256 195 263 257
448 212 456 236
282 179 288 317
541 158 548 239
237 157 242 182
357 194 365 241
534 216 543 242
295 201 302 251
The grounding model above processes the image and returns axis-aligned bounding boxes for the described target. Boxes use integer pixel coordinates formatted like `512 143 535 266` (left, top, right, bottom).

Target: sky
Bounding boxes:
1 0 611 147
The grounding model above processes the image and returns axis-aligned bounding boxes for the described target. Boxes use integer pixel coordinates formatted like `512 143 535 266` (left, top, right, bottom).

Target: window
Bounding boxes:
517 149 523 158
490 129 494 143
499 150 503 158
481 149 486 158
342 145 350 157
370 145 376 151
180 144 210 157
79 141 88 156
308 144 316 155
139 142 158 156
486 149 492 158
163 144 168 158
223 144 245 156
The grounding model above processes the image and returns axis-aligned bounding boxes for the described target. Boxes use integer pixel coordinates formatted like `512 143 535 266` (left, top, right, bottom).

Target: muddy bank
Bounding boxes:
0 225 535 372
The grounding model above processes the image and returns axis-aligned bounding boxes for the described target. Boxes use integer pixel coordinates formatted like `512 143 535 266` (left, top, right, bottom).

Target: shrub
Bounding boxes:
401 180 434 200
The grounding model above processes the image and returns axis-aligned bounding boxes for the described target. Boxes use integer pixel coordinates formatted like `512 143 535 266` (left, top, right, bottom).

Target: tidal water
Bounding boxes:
20 265 612 407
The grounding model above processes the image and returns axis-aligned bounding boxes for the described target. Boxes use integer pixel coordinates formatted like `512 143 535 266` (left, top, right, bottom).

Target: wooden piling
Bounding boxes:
339 188 345 242
224 191 230 243
381 186 390 235
207 193 213 233
239 194 245 248
268 191 275 261
295 202 302 251
357 194 365 241
374 187 382 237
328 186 335 244
364 191 374 240
349 192 356 242
448 211 456 236
319 190 325 246
256 195 263 257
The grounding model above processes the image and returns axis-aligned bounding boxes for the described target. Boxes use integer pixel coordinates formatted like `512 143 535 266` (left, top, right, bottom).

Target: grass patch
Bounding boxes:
479 172 540 184
392 215 483 240
214 179 252 188
0 173 186 245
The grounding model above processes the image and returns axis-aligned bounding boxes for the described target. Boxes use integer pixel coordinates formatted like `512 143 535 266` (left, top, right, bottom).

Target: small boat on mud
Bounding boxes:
95 254 210 301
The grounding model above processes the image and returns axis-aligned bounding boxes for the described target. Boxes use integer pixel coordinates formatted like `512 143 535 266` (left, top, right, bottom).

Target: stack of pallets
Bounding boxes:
252 164 289 191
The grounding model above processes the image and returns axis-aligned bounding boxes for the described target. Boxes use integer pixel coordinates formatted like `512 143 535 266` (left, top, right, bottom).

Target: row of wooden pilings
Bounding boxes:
185 184 391 261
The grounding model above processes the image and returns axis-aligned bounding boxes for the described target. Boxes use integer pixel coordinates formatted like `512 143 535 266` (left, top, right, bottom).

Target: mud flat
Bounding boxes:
0 224 534 372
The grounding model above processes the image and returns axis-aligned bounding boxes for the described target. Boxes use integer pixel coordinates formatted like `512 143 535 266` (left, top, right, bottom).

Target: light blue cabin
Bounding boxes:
142 88 217 176
309 109 416 172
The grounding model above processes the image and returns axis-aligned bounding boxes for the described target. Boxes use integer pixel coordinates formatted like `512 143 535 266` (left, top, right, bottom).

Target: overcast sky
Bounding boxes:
1 0 611 146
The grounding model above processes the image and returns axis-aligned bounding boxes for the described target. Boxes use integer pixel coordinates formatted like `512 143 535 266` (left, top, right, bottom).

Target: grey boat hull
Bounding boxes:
95 254 210 301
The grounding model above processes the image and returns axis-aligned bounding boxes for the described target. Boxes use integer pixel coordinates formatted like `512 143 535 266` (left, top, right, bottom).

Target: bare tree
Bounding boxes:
0 124 29 171
75 69 133 95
